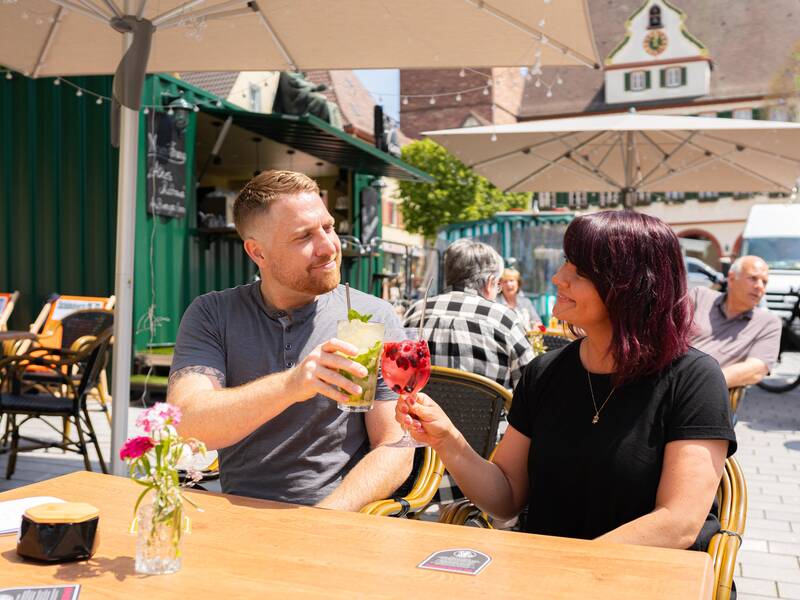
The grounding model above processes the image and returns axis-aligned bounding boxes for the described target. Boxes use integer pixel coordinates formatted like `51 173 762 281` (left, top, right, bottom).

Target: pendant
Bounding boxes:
591 415 599 424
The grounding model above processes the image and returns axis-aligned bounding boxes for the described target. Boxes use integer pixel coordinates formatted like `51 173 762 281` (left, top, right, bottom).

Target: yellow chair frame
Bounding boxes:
360 447 444 517
728 386 746 415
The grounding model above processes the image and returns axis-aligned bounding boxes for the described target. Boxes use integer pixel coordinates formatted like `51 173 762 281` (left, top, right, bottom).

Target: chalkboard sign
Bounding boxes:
146 112 187 218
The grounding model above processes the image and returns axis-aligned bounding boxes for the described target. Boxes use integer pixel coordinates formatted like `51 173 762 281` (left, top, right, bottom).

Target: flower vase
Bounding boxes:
135 503 182 575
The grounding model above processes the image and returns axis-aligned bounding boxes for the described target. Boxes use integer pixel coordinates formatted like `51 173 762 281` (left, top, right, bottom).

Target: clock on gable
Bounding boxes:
643 30 668 56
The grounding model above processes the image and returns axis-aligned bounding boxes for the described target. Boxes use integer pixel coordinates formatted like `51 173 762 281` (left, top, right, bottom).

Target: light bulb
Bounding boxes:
143 108 150 115
53 78 60 86
76 89 82 97
402 96 408 105
487 78 492 87
429 97 436 105
535 79 541 88
193 106 199 112
459 68 465 78
96 97 102 105
556 75 563 85
546 88 553 98
455 93 462 102
491 133 498 142
167 107 175 115
483 87 489 96
5 72 12 80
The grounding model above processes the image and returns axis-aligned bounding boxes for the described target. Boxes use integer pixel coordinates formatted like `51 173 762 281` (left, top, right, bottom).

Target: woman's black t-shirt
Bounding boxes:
507 340 737 548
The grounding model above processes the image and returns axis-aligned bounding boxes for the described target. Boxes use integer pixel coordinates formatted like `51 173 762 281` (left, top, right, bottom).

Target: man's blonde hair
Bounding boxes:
233 170 320 238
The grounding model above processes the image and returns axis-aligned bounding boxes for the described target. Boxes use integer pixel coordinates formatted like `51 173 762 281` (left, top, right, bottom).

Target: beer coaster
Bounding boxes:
417 548 491 575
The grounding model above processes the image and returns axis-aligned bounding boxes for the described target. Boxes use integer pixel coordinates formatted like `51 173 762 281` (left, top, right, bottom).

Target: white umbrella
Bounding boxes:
425 112 800 208
0 0 599 475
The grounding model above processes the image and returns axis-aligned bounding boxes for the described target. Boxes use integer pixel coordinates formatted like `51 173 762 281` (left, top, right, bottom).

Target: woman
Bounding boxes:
496 268 543 331
399 211 736 549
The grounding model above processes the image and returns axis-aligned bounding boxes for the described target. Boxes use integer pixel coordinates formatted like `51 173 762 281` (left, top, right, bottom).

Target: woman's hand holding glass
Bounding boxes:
394 392 456 449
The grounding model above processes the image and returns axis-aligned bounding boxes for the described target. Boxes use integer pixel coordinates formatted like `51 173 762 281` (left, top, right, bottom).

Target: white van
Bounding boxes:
741 204 800 320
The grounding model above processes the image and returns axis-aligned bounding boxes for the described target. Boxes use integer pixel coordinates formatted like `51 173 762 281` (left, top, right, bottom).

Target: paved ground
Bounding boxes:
1 385 798 597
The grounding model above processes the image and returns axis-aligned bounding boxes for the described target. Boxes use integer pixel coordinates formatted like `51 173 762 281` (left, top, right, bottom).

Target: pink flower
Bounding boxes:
119 436 155 461
136 402 182 433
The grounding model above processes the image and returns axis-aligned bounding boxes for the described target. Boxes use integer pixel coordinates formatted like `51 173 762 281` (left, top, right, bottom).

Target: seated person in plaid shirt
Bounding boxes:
403 239 535 390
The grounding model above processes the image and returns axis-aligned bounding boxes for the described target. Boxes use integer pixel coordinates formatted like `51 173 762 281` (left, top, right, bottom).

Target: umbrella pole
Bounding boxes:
623 130 636 210
110 29 138 476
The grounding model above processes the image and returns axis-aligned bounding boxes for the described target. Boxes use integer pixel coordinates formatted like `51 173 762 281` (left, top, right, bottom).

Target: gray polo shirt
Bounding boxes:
171 283 401 505
690 286 781 370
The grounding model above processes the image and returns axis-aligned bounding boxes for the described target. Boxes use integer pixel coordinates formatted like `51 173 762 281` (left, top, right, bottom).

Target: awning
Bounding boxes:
200 106 432 183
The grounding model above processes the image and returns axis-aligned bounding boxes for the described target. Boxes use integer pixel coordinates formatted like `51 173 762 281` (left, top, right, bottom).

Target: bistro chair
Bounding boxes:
427 366 509 458
708 456 747 600
22 309 115 424
0 326 113 478
728 386 747 415
360 447 444 517
542 331 573 353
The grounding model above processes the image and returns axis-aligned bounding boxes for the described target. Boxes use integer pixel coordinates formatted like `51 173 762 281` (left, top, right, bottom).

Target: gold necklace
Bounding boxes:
586 371 616 425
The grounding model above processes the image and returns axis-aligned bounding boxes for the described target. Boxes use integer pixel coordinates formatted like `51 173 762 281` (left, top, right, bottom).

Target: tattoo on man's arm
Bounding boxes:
168 366 226 390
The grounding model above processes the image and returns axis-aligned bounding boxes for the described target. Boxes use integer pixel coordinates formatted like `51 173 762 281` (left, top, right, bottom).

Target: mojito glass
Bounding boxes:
336 319 385 412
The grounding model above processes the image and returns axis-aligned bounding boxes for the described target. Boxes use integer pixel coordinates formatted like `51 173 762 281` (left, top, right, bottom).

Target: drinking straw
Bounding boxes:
345 282 352 315
417 277 433 339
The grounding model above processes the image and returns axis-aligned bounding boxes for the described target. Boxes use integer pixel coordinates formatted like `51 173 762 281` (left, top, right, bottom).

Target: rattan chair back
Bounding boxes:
58 309 115 352
707 456 747 600
426 366 511 459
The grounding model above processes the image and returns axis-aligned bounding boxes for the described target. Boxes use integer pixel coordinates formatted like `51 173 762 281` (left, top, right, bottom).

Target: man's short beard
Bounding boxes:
267 255 341 296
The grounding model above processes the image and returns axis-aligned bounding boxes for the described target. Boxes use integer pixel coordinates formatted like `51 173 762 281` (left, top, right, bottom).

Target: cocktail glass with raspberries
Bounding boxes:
381 327 431 448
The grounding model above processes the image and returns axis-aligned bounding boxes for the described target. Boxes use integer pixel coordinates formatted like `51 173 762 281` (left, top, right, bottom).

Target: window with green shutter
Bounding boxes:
624 72 631 91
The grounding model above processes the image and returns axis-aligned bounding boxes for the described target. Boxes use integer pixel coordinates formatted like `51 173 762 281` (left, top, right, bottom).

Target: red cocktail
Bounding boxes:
381 329 431 447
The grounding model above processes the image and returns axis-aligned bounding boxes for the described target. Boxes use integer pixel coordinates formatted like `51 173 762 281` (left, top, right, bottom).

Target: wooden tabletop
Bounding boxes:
0 330 35 342
0 472 713 599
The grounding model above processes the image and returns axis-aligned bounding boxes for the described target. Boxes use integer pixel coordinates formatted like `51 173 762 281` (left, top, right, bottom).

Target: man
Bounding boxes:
168 170 412 510
404 239 535 390
690 255 781 388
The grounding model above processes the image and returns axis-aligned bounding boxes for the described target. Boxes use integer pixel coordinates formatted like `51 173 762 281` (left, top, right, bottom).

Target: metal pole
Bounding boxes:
110 18 138 476
624 130 636 210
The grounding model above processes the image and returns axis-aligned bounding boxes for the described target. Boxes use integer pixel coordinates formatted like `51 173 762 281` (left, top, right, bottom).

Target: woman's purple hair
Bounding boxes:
563 211 692 385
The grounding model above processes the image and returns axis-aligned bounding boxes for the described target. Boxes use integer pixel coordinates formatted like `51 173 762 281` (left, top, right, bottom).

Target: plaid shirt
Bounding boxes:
403 289 535 390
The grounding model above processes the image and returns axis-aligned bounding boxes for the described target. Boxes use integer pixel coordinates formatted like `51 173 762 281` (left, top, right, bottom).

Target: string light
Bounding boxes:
491 133 498 142
429 97 436 105
53 78 60 86
455 93 462 102
76 89 82 97
535 78 542 88
459 68 466 78
96 97 103 105
167 107 175 115
402 96 408 105
483 87 489 95
5 72 12 80
143 108 150 114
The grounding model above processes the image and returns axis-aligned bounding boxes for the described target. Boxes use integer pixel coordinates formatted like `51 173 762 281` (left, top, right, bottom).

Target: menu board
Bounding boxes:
146 112 187 219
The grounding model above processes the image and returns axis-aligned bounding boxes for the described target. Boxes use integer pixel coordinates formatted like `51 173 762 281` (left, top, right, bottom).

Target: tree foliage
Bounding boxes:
396 139 531 240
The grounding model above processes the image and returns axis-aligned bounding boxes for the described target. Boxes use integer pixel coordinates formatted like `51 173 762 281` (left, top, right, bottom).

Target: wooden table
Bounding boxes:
0 472 713 599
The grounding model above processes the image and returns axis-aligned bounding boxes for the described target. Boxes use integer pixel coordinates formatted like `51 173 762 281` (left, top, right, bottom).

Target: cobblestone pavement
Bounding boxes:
1 385 798 597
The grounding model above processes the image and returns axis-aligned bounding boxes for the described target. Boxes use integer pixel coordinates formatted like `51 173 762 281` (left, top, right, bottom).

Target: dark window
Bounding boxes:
649 5 662 28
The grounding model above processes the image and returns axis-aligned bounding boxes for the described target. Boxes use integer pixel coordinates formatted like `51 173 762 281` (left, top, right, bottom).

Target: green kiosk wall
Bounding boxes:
1 72 409 350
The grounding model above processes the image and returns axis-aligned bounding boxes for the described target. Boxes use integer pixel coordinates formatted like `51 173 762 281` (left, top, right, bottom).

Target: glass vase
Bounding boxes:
135 503 182 575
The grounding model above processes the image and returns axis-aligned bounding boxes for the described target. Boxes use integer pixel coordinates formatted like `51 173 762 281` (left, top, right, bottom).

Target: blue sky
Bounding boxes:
354 69 400 122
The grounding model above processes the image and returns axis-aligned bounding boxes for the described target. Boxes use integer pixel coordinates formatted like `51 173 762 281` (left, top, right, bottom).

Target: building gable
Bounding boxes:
604 0 711 105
